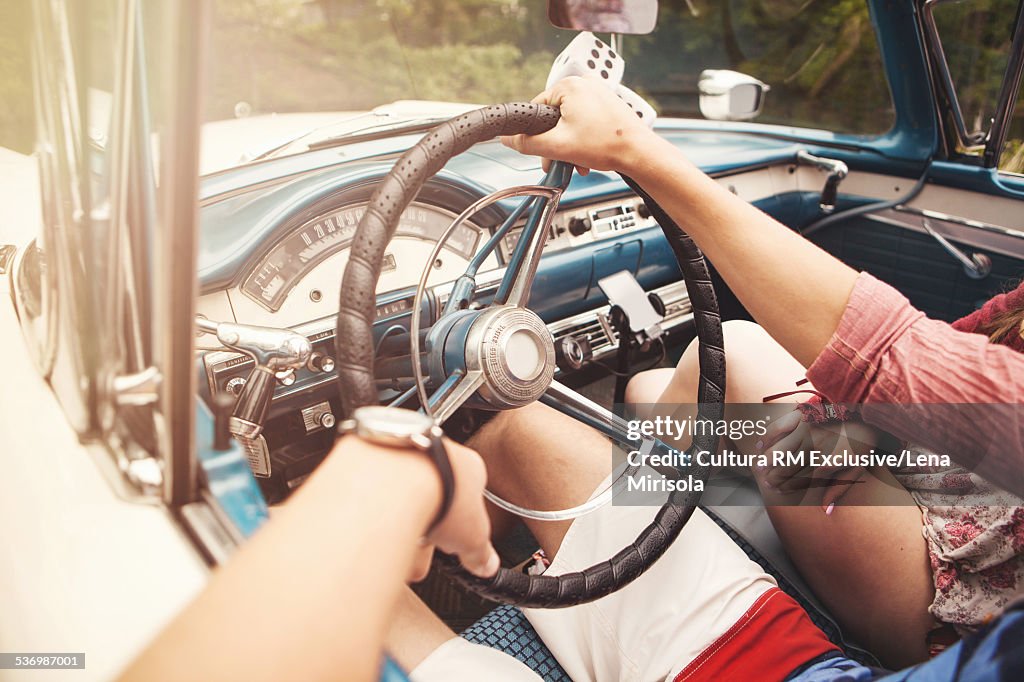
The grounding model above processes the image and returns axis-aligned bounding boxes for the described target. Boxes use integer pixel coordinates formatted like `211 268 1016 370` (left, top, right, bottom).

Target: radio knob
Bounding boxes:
568 217 591 237
225 376 247 396
637 201 652 219
308 352 336 373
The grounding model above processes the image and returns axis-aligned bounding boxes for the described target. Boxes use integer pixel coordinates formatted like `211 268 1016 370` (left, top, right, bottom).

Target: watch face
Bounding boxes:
353 405 435 446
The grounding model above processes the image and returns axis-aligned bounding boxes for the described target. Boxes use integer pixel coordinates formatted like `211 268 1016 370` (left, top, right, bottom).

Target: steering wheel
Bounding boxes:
335 103 726 608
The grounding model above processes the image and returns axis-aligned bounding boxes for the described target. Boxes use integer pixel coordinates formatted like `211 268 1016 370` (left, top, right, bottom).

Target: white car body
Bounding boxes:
0 148 206 681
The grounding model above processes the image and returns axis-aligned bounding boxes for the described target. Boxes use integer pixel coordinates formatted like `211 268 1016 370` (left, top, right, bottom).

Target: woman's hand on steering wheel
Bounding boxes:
501 76 656 176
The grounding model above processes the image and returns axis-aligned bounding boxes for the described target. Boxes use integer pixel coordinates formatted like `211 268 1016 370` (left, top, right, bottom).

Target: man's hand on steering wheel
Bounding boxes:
416 439 500 581
501 76 655 175
333 436 500 582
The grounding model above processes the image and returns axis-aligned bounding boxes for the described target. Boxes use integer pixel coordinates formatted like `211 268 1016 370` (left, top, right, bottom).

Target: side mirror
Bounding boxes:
548 0 658 35
698 70 770 121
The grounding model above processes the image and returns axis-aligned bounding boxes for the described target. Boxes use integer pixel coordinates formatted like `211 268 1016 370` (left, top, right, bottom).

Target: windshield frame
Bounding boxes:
920 0 1024 166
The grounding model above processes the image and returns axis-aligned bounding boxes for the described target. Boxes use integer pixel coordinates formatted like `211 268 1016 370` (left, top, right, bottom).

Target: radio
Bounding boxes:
559 197 655 244
589 203 642 236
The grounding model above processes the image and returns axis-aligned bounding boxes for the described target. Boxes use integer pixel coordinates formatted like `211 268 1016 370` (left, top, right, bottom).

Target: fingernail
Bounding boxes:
755 439 764 452
825 502 835 516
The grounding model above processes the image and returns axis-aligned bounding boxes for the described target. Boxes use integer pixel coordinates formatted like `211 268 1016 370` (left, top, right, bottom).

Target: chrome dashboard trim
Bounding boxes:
202 279 693 403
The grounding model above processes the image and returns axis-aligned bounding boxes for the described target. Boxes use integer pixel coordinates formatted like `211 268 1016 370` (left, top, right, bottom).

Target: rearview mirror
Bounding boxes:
698 70 770 121
548 0 658 35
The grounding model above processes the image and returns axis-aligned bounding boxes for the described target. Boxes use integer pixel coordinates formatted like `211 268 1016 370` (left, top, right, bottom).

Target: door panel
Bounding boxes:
812 218 1023 322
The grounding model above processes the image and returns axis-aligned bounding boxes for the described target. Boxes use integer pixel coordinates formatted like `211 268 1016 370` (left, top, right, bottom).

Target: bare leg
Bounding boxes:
386 403 615 672
386 587 461 671
626 320 935 668
467 402 615 557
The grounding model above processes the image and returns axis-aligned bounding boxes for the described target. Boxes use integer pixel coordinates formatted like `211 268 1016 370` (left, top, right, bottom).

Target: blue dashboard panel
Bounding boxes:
195 127 868 356
197 130 808 294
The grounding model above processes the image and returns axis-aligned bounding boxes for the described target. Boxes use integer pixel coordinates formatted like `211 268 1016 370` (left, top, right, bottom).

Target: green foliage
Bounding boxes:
0 0 34 153
204 0 902 135
204 0 564 120
622 0 892 133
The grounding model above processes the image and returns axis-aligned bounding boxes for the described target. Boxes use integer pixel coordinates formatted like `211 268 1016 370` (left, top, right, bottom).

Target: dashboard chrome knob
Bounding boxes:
276 369 296 386
225 376 247 396
568 216 591 237
556 335 592 372
319 412 336 430
308 352 336 373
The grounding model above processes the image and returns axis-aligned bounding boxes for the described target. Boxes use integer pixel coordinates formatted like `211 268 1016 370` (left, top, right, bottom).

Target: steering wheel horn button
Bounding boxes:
467 306 555 409
504 329 545 381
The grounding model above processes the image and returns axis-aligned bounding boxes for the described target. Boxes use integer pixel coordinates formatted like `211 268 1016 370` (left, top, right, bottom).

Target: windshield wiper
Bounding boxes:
247 115 448 161
303 117 451 151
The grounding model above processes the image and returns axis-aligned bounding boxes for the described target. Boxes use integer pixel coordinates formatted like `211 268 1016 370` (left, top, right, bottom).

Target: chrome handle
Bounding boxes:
920 218 992 280
797 150 849 214
196 318 314 442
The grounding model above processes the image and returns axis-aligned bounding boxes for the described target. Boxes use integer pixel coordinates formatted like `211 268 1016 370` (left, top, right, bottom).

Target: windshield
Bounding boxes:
201 0 892 169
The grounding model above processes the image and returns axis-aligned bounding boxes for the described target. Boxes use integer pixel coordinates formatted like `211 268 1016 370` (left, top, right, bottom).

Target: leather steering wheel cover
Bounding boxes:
335 103 727 608
335 103 561 416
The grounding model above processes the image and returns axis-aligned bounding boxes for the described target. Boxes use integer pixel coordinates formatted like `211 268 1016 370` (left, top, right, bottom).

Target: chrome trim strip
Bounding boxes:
893 205 1024 240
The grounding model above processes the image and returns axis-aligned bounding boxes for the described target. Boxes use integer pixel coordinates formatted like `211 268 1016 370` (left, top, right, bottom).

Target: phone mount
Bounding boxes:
598 271 666 403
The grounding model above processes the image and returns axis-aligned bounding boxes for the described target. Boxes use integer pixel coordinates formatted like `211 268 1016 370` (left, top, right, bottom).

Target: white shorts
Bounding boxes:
411 500 777 682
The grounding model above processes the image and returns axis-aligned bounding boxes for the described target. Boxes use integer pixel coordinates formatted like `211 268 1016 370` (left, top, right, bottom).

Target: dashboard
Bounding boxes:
193 131 827 498
196 187 695 497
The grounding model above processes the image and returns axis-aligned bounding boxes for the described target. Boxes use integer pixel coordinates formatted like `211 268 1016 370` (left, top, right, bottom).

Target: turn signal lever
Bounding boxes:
196 318 312 440
796 150 848 214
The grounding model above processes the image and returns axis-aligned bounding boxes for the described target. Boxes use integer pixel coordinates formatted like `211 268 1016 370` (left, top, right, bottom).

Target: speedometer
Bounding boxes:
240 202 481 312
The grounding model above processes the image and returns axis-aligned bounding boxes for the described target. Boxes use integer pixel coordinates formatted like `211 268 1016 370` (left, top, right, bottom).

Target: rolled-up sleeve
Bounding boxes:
806 272 1024 497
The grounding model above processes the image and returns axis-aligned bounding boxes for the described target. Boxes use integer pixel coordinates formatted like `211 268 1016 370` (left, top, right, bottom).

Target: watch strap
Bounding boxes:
425 430 455 533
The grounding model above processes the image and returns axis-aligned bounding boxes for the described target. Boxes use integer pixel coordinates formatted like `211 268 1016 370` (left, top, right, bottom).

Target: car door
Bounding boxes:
810 0 1024 323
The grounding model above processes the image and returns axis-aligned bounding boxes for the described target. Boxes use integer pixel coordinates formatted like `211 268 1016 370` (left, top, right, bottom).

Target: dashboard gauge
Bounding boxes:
241 202 481 312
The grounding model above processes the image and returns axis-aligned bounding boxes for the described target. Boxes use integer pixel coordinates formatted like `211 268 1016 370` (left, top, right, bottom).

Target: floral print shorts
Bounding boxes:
894 447 1024 635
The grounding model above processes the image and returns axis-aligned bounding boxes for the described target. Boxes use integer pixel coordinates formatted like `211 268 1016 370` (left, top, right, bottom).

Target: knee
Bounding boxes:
625 368 675 404
467 402 553 459
657 320 773 403
721 319 771 351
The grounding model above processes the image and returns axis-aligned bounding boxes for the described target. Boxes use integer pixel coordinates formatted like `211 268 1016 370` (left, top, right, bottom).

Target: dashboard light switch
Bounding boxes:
301 401 335 433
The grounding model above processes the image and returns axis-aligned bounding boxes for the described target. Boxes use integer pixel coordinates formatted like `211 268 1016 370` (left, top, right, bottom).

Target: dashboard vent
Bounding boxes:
552 316 614 353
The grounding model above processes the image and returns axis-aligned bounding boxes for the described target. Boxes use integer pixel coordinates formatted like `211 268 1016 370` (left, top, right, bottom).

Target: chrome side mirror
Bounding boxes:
548 0 658 34
698 70 770 121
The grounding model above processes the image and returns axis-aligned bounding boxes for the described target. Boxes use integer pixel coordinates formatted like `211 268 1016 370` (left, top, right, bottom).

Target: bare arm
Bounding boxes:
504 78 1024 493
120 438 498 682
503 77 858 367
620 135 857 367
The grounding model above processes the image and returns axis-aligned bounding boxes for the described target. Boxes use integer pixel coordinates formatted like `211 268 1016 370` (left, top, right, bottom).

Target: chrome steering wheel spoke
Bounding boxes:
493 162 572 309
411 163 572 423
541 380 639 447
427 368 486 424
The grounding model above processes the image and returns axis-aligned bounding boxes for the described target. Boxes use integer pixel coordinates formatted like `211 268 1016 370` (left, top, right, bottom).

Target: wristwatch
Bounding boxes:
340 405 455 531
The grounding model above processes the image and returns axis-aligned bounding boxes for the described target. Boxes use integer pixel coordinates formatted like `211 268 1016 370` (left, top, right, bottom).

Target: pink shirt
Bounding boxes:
805 273 1024 496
